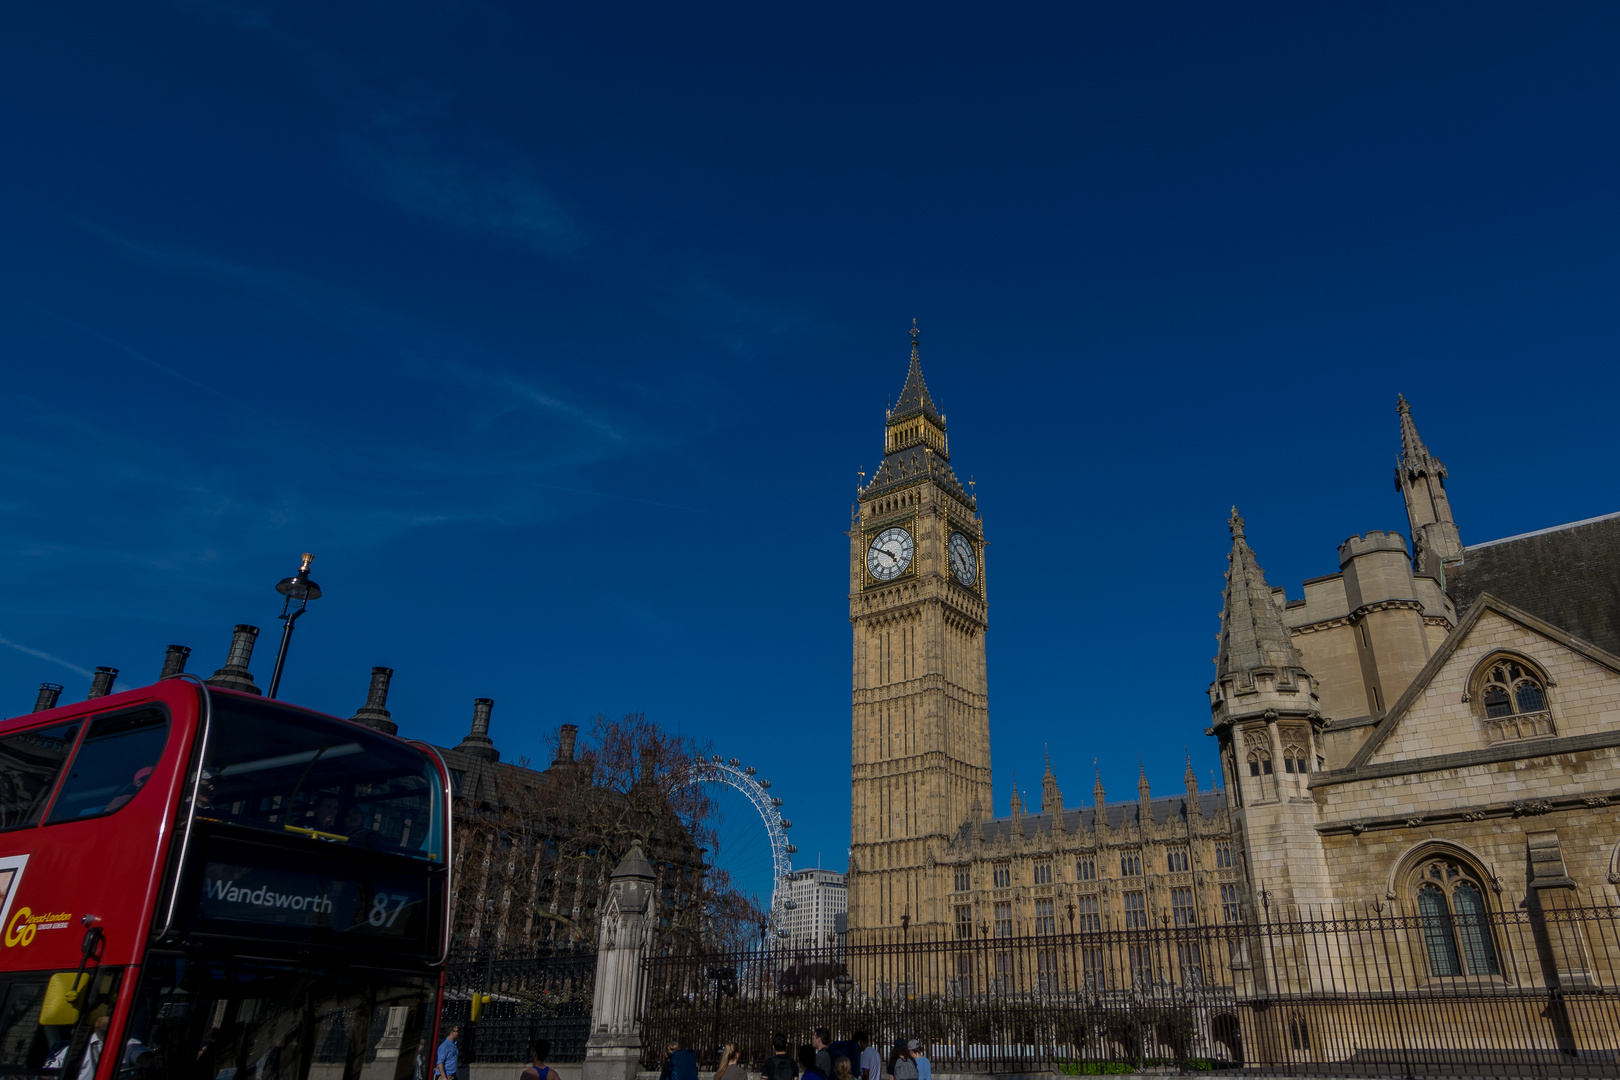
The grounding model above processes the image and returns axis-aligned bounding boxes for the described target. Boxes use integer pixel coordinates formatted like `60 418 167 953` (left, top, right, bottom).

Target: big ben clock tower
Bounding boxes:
847 323 991 935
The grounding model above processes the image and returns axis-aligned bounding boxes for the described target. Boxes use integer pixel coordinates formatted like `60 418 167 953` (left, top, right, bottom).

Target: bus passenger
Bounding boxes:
106 767 154 812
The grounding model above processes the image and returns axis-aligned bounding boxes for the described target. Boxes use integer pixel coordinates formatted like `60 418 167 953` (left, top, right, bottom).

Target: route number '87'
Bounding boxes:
368 893 411 928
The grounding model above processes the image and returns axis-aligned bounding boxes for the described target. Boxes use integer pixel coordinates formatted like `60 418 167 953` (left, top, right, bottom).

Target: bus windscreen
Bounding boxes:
197 699 443 863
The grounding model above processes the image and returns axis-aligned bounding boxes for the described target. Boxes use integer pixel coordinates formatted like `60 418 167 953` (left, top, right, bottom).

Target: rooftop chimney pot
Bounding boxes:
455 698 499 761
350 667 397 735
87 667 119 700
555 723 579 766
206 625 262 695
32 683 63 713
160 645 191 680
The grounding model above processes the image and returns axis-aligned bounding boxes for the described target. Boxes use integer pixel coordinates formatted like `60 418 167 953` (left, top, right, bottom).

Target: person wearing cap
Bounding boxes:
906 1041 929 1080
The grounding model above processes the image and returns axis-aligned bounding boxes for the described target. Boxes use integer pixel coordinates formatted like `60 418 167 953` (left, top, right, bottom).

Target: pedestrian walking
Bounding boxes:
798 1046 827 1080
907 1041 930 1080
855 1032 879 1080
435 1025 460 1080
887 1041 917 1080
762 1033 798 1080
812 1029 833 1080
520 1039 553 1080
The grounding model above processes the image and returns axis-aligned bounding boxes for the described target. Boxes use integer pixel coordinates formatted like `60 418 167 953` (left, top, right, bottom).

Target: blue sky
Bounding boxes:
4 3 1620 896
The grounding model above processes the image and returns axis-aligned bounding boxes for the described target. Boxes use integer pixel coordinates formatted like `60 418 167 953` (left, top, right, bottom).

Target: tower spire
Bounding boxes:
891 320 942 426
1040 752 1062 815
1395 394 1463 576
1216 507 1306 680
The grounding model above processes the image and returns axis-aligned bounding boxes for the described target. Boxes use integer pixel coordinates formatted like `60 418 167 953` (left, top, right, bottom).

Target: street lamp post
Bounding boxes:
268 553 322 699
707 965 737 1069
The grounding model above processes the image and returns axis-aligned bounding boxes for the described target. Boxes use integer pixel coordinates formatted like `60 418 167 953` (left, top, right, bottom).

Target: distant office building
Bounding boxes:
782 868 847 945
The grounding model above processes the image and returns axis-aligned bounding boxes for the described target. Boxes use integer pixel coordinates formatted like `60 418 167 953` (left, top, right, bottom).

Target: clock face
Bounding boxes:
867 527 914 581
949 532 977 586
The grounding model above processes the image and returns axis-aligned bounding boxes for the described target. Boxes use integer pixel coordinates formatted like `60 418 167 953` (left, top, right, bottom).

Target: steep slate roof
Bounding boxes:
889 337 942 425
1448 513 1620 658
956 791 1227 845
1215 508 1306 679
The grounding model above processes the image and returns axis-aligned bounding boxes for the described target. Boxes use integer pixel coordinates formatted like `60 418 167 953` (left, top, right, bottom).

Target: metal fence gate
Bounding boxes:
638 900 1620 1076
441 945 596 1063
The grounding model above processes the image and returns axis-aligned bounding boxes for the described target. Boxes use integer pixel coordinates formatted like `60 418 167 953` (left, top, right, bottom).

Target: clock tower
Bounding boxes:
848 324 991 934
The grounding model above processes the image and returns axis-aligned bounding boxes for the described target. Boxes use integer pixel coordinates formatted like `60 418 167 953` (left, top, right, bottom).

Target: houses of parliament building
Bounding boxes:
845 327 1620 947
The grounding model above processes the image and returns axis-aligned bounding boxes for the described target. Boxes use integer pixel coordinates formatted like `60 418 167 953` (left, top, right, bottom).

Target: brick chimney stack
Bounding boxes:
160 645 191 680
87 667 119 699
32 683 62 712
350 667 398 736
206 626 262 695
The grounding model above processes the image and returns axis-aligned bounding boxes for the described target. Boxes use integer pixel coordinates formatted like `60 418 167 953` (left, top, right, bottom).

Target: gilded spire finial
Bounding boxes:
910 318 919 343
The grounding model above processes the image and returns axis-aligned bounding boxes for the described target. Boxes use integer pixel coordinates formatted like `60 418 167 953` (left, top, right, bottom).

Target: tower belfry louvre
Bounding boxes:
848 324 991 933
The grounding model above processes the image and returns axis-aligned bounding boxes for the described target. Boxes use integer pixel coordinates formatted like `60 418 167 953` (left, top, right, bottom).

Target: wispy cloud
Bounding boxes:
0 635 92 678
25 304 244 408
337 133 582 256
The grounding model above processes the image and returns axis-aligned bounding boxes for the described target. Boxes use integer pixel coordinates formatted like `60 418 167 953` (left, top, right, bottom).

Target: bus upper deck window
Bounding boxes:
47 708 169 823
204 699 444 862
0 722 82 830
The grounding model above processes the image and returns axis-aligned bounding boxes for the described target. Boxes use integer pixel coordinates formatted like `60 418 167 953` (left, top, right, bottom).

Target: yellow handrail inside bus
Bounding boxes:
283 825 349 842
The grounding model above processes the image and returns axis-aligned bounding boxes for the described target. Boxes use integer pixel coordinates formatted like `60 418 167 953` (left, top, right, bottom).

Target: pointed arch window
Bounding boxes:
1412 858 1499 977
1471 656 1554 743
1282 745 1308 774
1247 749 1272 777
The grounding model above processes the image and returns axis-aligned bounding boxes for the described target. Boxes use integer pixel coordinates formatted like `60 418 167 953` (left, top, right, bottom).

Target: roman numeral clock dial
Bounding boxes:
949 531 978 587
866 526 913 582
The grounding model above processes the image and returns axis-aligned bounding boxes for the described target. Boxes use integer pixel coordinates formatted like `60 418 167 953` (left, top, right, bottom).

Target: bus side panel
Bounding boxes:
0 681 202 972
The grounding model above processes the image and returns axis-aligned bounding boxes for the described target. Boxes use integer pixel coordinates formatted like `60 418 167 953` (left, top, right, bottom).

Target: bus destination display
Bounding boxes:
192 836 433 949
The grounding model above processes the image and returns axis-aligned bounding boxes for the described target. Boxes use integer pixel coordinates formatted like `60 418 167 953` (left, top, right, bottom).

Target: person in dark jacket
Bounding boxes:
761 1033 798 1080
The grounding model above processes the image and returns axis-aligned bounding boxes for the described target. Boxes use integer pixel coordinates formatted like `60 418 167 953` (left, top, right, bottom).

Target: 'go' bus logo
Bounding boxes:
6 908 35 947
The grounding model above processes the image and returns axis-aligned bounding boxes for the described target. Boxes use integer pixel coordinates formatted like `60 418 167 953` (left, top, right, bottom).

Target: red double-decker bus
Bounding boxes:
0 675 452 1080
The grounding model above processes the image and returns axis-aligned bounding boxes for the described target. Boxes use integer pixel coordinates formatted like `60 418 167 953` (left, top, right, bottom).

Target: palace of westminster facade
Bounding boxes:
846 328 1620 948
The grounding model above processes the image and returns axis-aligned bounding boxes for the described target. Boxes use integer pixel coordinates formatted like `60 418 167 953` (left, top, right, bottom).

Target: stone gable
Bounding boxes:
1360 604 1620 768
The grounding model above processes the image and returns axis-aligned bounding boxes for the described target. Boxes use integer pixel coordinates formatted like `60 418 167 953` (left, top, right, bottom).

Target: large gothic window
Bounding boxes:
1472 656 1554 743
1412 858 1499 978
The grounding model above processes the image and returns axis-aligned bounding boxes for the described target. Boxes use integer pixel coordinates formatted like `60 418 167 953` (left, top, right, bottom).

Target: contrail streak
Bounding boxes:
0 635 92 678
26 304 244 408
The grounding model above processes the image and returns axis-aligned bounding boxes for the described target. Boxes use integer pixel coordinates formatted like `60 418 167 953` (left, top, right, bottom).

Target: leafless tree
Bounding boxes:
450 713 766 954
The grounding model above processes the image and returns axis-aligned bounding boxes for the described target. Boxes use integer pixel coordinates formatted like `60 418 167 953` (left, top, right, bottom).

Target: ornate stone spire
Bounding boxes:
1184 752 1199 796
1092 761 1105 808
1009 777 1022 820
890 320 942 425
1137 759 1151 803
1040 752 1063 814
1395 394 1463 574
1216 507 1305 680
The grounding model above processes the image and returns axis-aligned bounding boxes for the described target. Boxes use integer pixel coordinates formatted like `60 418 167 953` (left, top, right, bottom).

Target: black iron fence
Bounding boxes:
639 898 1620 1075
442 944 596 1063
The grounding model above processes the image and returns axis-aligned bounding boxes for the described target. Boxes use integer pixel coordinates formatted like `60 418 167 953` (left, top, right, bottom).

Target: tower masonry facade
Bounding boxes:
848 327 992 933
846 329 1239 940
